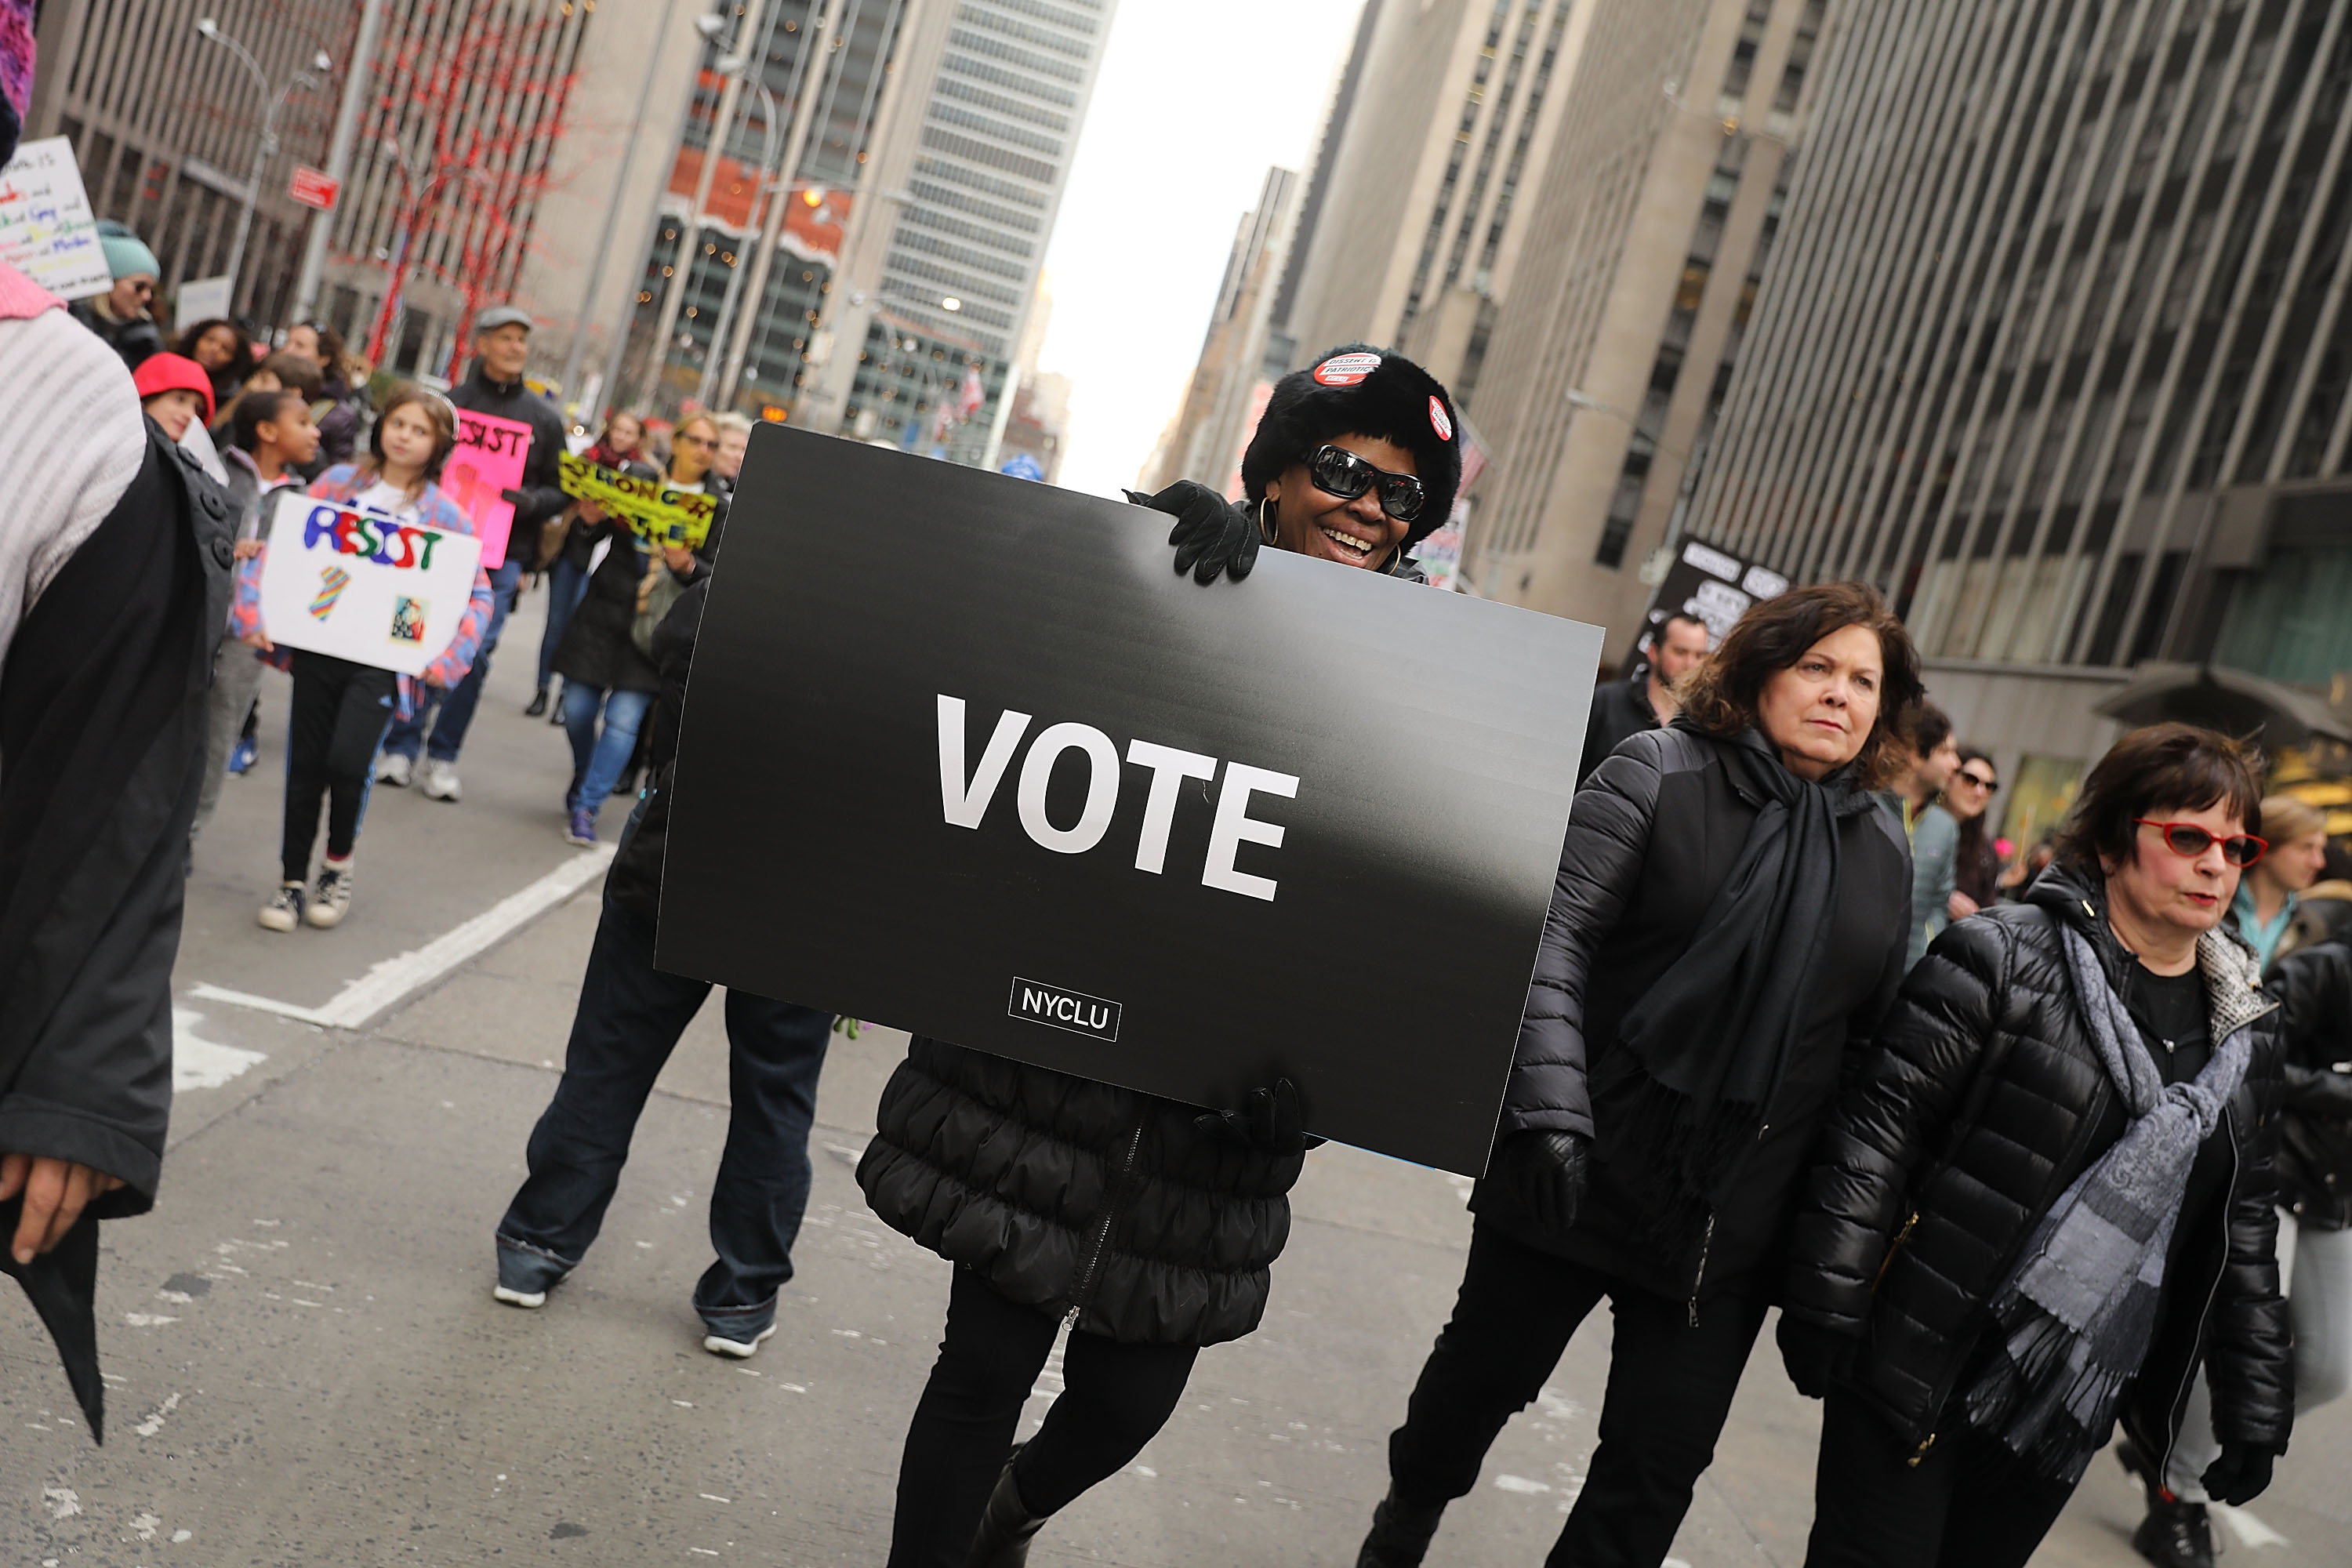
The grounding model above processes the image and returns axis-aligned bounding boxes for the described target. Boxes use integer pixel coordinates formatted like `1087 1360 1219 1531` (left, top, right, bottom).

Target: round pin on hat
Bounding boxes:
1429 396 1454 441
1312 350 1381 387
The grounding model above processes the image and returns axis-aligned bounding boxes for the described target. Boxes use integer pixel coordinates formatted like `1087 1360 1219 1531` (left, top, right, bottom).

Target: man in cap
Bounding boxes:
377 303 568 801
67 221 164 372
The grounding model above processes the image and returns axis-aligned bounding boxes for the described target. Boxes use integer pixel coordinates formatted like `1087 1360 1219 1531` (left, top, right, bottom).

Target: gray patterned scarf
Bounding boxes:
1962 920 2252 1482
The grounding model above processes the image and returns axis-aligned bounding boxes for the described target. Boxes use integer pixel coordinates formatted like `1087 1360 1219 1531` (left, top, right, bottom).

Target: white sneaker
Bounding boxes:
307 863 354 927
702 1323 778 1359
375 752 413 787
419 758 463 801
493 1284 547 1308
257 881 306 932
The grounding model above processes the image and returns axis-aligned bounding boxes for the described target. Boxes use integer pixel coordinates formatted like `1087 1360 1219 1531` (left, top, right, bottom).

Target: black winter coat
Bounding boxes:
1784 864 2293 1468
550 518 664 694
1474 725 1912 1304
2270 938 2352 1230
1578 670 1657 784
607 581 703 926
858 1039 1306 1346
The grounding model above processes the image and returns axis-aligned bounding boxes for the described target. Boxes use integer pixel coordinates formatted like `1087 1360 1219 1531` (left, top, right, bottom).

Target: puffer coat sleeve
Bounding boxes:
1500 730 1672 1142
1783 913 2007 1334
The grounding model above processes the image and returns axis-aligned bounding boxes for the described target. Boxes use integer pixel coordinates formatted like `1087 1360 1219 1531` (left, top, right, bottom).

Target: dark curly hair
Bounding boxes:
1678 580 1926 789
2053 722 2265 877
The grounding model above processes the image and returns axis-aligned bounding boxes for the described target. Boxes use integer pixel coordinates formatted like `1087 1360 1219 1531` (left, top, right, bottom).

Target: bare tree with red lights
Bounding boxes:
360 1 579 377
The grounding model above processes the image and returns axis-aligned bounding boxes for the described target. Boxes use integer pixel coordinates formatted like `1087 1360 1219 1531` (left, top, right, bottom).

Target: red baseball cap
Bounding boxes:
132 352 215 423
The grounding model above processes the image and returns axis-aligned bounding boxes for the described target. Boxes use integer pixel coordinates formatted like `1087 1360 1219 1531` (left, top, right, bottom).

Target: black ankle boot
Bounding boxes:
524 688 549 717
965 1457 1049 1567
1356 1487 1446 1567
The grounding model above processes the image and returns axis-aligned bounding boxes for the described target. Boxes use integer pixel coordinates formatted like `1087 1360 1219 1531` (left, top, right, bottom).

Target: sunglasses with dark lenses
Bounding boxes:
1955 770 1998 792
1308 444 1425 522
2134 818 2268 866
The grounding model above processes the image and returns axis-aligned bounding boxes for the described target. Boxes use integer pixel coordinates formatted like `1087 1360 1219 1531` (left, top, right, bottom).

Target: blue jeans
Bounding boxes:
383 557 522 762
562 682 654 811
493 878 829 1336
535 554 590 693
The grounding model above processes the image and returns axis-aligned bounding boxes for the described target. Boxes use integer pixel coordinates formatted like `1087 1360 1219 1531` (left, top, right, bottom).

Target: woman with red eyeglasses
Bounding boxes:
1777 721 2292 1566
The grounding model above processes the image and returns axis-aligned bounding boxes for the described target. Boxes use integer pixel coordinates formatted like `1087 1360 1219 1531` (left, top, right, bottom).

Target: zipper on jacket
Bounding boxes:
2149 1101 2240 1485
1063 1116 1148 1330
1686 1212 1718 1328
1875 1211 1921 1290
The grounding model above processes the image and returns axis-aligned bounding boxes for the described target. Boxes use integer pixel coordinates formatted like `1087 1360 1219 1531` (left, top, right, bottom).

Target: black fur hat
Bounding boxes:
1240 343 1463 551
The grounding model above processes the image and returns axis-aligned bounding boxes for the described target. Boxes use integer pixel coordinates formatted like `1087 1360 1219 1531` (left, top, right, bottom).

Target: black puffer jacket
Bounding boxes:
1473 724 1911 1304
1784 864 2292 1467
858 1040 1306 1346
2271 938 2352 1230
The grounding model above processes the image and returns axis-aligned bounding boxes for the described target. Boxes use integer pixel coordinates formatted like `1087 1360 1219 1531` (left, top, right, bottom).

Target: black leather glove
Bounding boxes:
2201 1443 2277 1506
1126 480 1261 584
499 486 531 507
1194 1076 1320 1155
2288 1065 2352 1117
1775 1313 1857 1400
1491 1130 1589 1240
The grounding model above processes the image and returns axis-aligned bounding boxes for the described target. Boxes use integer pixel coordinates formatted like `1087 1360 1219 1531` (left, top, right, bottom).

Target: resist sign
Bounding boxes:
255 490 483 675
659 426 1599 1175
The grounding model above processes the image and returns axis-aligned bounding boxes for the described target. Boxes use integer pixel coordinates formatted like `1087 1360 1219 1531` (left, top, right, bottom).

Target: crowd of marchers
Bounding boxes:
13 159 2352 1568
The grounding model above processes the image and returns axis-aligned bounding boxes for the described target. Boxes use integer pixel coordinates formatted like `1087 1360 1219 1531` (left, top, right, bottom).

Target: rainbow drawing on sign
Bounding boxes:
310 564 352 620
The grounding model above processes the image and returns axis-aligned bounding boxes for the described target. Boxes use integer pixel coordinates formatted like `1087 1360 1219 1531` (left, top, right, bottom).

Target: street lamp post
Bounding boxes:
197 17 329 312
695 67 779 408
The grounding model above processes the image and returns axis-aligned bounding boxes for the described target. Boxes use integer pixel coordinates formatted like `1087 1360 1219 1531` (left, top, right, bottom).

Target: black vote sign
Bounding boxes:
658 425 1601 1175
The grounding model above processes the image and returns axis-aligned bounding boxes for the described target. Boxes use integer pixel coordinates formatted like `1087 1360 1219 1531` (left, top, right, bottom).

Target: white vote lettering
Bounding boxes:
1203 763 1301 902
936 695 1298 899
938 695 1032 829
1125 739 1218 874
1017 722 1122 854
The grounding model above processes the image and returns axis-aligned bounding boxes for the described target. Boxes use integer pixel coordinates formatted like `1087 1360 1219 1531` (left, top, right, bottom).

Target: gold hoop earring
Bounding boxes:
1258 497 1279 544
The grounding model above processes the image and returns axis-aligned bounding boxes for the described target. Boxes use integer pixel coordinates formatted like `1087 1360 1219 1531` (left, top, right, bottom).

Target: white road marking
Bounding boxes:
190 844 615 1029
1495 1475 1551 1494
172 1008 267 1091
2212 1502 2291 1548
132 1392 180 1438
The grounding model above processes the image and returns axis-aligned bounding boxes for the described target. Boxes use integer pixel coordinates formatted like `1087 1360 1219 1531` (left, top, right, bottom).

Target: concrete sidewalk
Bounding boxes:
2 874 2343 1564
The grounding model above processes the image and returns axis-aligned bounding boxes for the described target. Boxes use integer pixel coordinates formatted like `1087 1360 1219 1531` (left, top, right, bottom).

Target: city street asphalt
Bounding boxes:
2 580 2346 1566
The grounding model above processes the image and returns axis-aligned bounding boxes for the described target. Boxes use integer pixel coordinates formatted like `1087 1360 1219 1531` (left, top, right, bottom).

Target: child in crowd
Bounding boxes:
132 350 213 441
189 385 323 846
230 383 494 931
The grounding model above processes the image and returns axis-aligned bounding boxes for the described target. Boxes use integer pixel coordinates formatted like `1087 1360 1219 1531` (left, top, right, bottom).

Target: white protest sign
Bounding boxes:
256 490 482 676
0 137 112 299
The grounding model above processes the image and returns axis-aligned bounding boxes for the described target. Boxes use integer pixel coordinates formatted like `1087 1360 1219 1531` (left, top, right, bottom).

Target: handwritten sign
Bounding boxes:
256 490 485 675
0 138 111 299
557 452 717 549
444 408 533 568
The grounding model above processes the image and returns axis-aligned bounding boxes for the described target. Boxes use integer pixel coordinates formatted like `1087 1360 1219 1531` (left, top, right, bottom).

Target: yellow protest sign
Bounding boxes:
558 453 717 549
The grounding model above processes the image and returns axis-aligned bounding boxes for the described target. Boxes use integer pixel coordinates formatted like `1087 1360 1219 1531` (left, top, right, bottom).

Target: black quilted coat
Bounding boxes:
857 1039 1305 1346
1472 724 1913 1305
2270 938 2352 1230
1783 864 2294 1471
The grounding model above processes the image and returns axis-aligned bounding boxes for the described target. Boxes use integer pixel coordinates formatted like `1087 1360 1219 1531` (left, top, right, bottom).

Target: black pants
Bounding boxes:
1386 1221 1770 1567
887 1267 1200 1568
495 884 829 1337
281 651 396 881
1802 1386 2078 1567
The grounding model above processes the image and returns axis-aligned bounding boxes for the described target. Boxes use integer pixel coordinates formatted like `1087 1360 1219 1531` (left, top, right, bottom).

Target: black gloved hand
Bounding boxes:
2201 1443 2277 1506
1194 1076 1320 1155
1491 1129 1590 1240
1125 480 1261 584
499 486 531 507
1776 1313 1857 1400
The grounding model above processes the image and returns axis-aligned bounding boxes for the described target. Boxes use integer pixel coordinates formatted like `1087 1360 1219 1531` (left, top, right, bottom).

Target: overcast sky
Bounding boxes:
1033 0 1366 499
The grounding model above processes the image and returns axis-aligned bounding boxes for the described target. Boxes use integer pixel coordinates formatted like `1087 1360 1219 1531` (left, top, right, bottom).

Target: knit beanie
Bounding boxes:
1240 344 1464 552
99 224 160 282
132 351 215 423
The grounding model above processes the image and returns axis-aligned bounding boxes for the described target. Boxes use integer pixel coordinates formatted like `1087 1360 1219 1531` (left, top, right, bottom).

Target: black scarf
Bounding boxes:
1586 720 1877 1254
